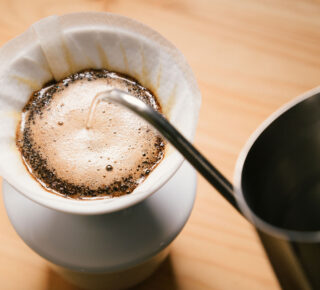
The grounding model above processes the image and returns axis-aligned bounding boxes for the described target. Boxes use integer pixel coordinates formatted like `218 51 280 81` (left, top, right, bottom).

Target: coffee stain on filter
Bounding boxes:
119 42 129 72
120 41 142 82
4 110 21 121
10 137 21 153
163 84 177 118
140 48 157 95
152 64 164 108
85 55 96 69
155 65 162 91
12 75 40 91
96 43 110 69
140 49 149 85
162 84 177 156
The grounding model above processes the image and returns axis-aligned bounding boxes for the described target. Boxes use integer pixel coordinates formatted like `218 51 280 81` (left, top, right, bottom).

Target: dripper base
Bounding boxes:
3 161 197 288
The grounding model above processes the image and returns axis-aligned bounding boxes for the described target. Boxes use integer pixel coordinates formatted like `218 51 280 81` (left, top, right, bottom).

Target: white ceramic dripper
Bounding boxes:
0 12 201 289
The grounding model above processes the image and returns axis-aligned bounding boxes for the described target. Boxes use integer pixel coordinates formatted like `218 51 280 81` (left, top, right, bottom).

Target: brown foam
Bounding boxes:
16 70 165 199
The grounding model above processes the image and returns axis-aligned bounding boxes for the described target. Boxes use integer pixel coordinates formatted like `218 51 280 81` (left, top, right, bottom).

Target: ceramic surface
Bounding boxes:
3 161 196 272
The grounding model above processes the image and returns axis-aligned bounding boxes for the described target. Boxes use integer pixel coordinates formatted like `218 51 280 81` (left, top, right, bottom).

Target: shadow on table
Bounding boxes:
131 255 178 290
45 255 178 290
46 267 79 290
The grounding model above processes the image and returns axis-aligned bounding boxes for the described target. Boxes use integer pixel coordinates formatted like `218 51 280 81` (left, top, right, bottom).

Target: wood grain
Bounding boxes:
1 0 320 289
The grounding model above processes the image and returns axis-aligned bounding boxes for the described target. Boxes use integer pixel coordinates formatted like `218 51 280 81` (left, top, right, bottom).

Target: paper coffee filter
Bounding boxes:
0 12 201 214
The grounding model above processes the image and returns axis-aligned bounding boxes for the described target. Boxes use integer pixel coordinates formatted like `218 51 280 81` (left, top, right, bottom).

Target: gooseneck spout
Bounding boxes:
87 89 241 214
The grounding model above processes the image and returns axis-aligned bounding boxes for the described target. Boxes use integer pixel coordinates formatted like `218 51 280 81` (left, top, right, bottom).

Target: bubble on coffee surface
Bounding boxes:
16 70 165 199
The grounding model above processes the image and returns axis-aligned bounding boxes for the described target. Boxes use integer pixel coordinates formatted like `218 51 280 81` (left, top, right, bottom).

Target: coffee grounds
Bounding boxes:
16 69 165 199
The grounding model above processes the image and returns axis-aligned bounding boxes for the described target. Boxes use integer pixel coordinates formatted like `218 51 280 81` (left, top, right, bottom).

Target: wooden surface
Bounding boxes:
1 0 320 289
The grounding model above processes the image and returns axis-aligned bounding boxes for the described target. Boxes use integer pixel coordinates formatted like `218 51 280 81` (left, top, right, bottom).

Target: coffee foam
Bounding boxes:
17 71 165 198
0 12 201 214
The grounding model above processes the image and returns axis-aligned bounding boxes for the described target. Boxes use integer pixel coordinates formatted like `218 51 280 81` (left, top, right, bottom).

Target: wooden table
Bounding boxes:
1 0 320 289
